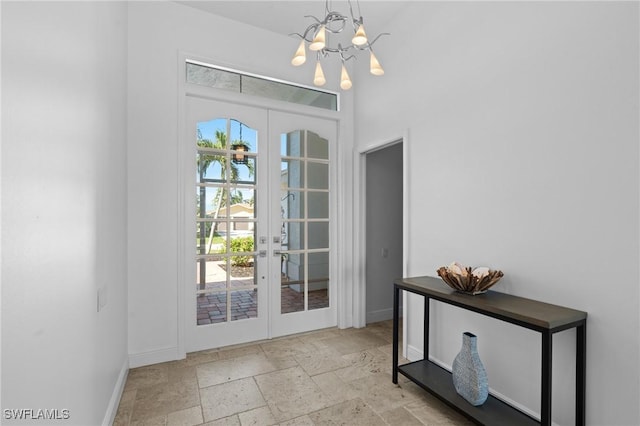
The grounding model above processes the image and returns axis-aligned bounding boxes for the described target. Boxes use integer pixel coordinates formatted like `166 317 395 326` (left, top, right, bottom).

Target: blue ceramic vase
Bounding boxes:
452 332 489 406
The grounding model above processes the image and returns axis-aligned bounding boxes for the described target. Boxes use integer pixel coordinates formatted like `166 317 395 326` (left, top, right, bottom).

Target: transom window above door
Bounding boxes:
186 60 339 111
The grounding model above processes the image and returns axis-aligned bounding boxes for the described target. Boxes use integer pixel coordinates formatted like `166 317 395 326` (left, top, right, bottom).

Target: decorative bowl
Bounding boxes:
437 262 504 295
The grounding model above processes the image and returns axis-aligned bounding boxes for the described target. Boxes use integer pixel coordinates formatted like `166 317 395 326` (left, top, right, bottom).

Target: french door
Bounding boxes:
185 96 337 352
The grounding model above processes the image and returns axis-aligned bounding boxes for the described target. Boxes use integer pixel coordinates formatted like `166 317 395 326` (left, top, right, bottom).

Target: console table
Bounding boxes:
392 276 587 426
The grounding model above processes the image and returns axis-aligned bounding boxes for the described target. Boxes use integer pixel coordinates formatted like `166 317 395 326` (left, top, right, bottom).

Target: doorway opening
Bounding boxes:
364 141 403 324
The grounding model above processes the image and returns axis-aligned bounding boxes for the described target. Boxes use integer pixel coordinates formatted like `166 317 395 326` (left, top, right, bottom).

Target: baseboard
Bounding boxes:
366 308 392 323
102 358 129 426
404 345 549 425
128 346 180 369
366 307 402 324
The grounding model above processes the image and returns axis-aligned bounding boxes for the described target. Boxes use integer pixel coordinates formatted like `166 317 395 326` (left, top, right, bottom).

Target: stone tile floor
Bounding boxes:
114 320 473 426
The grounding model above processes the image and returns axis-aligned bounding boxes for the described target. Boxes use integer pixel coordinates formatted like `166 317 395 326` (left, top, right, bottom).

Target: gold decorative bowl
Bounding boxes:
437 263 504 295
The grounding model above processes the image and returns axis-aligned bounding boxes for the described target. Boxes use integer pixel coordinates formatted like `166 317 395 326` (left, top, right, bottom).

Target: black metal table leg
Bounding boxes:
392 284 400 384
424 296 430 361
541 330 553 426
576 322 586 426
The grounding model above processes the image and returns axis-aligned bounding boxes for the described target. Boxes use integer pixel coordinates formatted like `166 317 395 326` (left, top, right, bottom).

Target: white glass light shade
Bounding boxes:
291 40 306 66
370 51 384 76
340 64 352 90
309 26 326 51
313 61 326 86
352 24 368 46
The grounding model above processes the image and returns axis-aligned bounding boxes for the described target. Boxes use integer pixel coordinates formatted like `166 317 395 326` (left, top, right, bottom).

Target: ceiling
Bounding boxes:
177 1 406 38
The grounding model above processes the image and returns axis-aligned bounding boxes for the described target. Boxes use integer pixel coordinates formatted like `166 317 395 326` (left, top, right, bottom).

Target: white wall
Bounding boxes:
355 2 639 425
127 2 355 366
2 2 128 425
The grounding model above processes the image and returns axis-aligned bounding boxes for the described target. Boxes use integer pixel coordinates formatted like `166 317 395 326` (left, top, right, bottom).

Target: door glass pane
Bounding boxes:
308 252 329 310
283 222 304 250
230 157 256 184
230 119 258 153
281 191 304 220
230 290 258 321
197 153 225 182
281 131 304 157
196 187 225 218
198 221 227 254
307 132 329 159
281 160 305 188
281 253 305 314
198 291 227 325
307 162 328 189
308 222 329 249
308 192 328 219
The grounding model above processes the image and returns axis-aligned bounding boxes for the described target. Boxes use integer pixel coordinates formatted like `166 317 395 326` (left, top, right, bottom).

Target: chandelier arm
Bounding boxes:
366 32 391 48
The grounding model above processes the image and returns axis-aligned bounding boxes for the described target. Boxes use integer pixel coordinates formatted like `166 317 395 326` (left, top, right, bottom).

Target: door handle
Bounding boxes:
273 250 281 257
259 250 267 258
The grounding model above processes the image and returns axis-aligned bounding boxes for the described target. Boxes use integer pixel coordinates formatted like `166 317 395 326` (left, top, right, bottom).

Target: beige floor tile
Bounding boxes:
277 415 314 426
168 365 198 384
379 406 425 425
347 374 421 414
403 396 474 425
260 338 317 360
197 353 279 388
131 380 200 423
237 405 277 426
313 330 388 355
126 364 169 390
311 371 360 404
113 400 134 426
202 415 241 426
297 328 342 344
294 347 350 376
217 343 263 360
254 367 333 422
166 406 203 426
200 377 266 422
308 398 387 426
130 414 167 426
335 348 392 382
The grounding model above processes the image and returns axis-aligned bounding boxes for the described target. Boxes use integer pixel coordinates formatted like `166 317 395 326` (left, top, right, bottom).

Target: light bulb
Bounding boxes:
313 61 326 86
370 51 384 76
291 40 306 66
352 24 368 46
309 26 326 51
340 64 352 90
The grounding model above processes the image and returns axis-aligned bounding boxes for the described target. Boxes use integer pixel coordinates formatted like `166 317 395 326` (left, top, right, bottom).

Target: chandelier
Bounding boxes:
290 0 389 90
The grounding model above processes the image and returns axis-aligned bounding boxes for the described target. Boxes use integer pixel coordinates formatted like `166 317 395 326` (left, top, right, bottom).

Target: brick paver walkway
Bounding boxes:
196 261 329 325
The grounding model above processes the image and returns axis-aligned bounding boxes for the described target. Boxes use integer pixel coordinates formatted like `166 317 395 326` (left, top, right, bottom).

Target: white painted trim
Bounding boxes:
401 129 410 359
366 307 403 324
176 52 187 362
129 347 180 369
101 358 129 426
354 130 410 337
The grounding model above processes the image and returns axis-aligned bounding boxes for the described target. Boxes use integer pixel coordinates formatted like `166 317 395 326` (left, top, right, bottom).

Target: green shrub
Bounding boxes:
229 236 254 267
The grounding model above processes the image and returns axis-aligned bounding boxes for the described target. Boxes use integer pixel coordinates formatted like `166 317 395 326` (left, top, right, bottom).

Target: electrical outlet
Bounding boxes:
382 248 389 258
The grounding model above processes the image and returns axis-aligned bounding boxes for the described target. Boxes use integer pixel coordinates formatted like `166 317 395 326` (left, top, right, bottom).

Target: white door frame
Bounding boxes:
354 129 411 355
